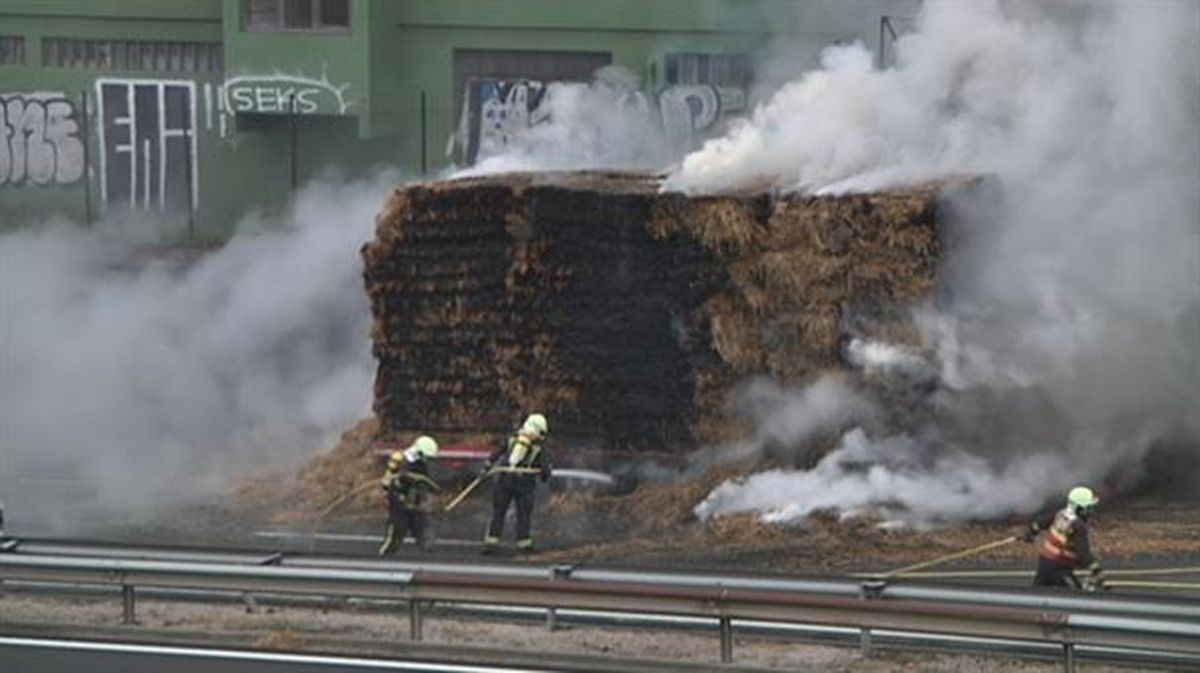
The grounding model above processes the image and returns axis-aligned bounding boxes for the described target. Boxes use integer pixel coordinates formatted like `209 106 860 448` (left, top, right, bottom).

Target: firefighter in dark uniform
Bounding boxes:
1025 486 1106 590
379 435 440 555
481 413 551 555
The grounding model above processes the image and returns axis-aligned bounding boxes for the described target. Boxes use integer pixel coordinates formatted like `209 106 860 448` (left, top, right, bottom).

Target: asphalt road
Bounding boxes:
0 637 548 673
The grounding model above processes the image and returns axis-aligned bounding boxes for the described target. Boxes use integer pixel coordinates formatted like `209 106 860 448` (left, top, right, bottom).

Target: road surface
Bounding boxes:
0 636 546 673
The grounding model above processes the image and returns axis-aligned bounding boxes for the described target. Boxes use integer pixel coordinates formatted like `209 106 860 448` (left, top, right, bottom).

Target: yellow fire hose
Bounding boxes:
866 565 1200 580
869 536 1022 579
309 479 378 551
308 473 444 550
443 466 543 512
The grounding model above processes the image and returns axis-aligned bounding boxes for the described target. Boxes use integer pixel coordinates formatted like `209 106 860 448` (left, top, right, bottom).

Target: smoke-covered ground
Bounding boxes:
0 173 399 534
690 0 1200 525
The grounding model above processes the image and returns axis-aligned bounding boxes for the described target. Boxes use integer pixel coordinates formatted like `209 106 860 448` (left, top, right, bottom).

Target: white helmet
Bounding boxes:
522 413 548 438
411 435 439 458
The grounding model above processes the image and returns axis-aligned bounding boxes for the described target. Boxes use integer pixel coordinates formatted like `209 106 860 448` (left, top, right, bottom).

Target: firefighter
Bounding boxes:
481 413 552 555
1025 485 1106 590
379 435 441 555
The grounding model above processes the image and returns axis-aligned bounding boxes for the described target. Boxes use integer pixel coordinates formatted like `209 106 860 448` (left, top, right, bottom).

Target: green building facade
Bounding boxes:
0 0 909 237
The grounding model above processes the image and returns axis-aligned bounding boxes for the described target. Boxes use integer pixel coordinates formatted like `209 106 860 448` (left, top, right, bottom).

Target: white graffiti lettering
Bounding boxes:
94 78 198 211
454 79 746 165
0 92 85 186
223 74 352 116
478 80 548 159
627 85 747 148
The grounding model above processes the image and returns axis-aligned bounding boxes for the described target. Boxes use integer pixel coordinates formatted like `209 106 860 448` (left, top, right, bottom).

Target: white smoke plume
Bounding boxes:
689 374 877 471
457 67 677 176
0 173 397 533
694 0 1200 524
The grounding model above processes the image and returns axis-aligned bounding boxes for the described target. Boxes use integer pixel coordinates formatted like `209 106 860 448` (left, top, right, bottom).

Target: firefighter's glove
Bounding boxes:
380 476 393 492
1021 521 1039 543
539 465 552 482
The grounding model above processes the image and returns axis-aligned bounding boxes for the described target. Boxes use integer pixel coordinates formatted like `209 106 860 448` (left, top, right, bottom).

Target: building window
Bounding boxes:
245 0 350 32
664 53 750 88
42 38 222 73
0 35 25 65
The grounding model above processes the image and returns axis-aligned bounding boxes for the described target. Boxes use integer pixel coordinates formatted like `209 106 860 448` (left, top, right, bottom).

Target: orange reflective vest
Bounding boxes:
1038 507 1092 568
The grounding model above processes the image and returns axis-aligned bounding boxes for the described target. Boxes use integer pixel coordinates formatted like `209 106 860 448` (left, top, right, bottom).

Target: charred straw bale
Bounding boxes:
362 171 969 451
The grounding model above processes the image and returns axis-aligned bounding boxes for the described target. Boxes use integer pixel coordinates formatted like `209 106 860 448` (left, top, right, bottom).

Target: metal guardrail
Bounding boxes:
2 551 1199 672
10 536 1200 618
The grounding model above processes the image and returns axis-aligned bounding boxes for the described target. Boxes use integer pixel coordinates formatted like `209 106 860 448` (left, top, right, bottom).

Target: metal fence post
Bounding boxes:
122 585 136 624
860 627 873 658
858 580 884 658
548 564 574 632
719 616 733 663
1063 641 1076 673
409 599 423 641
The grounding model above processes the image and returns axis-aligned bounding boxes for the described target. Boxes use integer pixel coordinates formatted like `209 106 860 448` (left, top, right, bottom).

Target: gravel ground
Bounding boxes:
0 593 1155 672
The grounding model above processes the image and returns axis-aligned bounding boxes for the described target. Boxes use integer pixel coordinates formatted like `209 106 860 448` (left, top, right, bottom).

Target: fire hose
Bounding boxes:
855 540 1200 593
309 473 443 550
866 536 1022 580
852 566 1200 579
444 466 543 512
309 479 378 551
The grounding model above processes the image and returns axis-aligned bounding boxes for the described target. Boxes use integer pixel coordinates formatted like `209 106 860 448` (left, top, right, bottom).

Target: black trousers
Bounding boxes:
1033 557 1081 589
380 494 428 554
486 474 536 545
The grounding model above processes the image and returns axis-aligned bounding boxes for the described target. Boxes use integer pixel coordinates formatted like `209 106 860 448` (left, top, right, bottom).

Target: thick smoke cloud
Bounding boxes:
456 67 678 176
0 174 395 533
694 0 1200 524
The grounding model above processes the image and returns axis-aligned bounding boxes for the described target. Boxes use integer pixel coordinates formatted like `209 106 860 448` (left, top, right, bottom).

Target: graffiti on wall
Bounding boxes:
0 92 85 186
628 85 747 150
95 78 197 212
452 79 746 165
222 74 353 116
201 72 354 140
475 80 549 161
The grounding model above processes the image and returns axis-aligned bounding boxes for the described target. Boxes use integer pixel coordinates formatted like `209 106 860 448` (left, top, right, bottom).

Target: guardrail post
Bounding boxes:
857 580 883 659
719 616 733 663
1062 642 1076 673
860 627 873 658
409 600 423 642
547 564 573 632
122 585 136 624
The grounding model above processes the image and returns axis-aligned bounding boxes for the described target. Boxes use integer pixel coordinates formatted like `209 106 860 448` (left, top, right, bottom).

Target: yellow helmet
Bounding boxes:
1068 486 1099 509
412 435 439 458
522 413 548 438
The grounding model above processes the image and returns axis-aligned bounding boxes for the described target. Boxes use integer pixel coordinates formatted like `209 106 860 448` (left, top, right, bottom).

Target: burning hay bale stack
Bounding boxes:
363 172 703 447
648 186 949 443
363 171 966 451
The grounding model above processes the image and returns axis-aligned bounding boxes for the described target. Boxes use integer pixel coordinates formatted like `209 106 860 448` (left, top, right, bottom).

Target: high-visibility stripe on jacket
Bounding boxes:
1037 506 1096 569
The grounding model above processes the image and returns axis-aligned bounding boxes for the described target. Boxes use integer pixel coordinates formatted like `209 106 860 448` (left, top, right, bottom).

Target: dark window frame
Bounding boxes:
42 37 222 73
0 35 25 65
663 52 751 88
243 0 351 34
